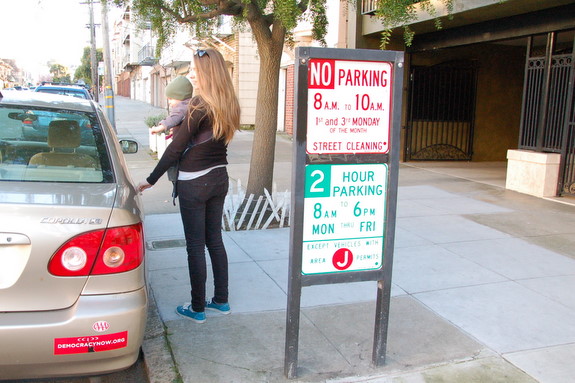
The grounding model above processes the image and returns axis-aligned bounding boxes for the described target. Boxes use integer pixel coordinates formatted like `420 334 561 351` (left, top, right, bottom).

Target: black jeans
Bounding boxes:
177 167 229 313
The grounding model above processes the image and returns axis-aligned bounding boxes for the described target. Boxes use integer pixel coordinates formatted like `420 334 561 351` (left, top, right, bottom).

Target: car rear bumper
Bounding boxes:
0 287 148 380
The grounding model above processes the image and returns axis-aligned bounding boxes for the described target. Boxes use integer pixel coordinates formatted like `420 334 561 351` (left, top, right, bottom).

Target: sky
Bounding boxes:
0 0 113 78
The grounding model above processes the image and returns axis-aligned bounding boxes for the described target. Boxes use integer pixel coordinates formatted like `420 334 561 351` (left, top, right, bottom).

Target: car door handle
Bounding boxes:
0 233 31 245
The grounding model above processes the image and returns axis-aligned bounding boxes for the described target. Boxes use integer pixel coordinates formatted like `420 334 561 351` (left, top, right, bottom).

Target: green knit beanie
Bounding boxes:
165 76 194 101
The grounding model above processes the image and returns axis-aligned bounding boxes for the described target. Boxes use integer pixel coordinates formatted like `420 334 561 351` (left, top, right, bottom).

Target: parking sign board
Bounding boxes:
285 47 404 378
302 163 387 274
307 59 392 154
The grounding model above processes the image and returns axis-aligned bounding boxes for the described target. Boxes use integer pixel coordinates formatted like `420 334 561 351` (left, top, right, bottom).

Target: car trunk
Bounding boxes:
0 182 117 312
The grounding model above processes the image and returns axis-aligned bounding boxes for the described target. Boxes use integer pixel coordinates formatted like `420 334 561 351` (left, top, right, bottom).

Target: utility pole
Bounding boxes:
101 0 116 130
89 0 99 102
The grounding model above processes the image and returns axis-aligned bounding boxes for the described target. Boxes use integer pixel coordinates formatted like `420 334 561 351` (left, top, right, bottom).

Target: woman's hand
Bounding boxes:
137 180 153 193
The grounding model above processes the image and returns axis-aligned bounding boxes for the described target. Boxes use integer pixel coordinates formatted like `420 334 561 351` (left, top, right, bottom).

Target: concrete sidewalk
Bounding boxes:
115 96 575 383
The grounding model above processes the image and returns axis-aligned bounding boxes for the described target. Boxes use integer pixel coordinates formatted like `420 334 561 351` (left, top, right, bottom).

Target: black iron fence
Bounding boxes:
405 63 478 161
519 54 573 152
560 88 575 195
519 36 575 197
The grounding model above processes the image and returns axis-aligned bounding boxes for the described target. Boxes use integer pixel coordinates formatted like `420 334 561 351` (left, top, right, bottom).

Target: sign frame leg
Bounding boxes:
284 49 309 380
284 275 302 379
372 279 391 366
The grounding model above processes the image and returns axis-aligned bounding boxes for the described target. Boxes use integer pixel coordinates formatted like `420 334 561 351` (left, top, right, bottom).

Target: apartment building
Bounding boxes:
110 6 260 126
353 0 575 198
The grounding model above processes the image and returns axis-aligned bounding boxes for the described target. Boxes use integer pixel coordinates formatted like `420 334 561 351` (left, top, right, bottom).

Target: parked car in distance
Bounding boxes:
0 90 147 380
35 83 92 100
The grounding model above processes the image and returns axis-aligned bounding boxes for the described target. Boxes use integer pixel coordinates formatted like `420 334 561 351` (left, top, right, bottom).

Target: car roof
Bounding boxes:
0 89 95 112
36 84 88 90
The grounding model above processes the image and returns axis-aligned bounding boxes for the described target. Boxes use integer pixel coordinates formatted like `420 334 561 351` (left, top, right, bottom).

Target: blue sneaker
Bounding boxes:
205 299 231 315
176 304 206 323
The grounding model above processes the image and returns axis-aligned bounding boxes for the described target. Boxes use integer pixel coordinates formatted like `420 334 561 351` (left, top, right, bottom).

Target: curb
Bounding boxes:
142 287 180 383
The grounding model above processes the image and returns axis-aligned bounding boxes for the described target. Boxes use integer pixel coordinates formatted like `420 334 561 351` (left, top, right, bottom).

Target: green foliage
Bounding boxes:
373 0 454 48
112 0 328 53
49 64 68 77
74 47 104 86
309 0 328 45
49 64 71 83
112 0 329 196
145 113 167 128
53 75 72 83
274 0 300 32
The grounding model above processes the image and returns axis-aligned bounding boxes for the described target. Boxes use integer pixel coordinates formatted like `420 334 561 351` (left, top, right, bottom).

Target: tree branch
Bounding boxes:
175 1 243 23
244 1 272 37
180 0 187 18
157 4 186 22
296 0 310 14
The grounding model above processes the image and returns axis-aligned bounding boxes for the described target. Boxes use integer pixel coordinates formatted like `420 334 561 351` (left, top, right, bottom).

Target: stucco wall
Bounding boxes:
473 44 525 161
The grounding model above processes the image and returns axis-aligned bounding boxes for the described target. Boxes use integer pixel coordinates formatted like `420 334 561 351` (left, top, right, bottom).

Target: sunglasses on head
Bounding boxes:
196 49 209 58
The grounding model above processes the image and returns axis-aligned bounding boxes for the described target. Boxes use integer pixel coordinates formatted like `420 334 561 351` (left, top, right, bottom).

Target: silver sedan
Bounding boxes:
0 90 147 380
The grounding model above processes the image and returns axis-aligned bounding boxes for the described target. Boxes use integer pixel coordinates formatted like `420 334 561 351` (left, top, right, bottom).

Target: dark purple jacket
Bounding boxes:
159 98 191 129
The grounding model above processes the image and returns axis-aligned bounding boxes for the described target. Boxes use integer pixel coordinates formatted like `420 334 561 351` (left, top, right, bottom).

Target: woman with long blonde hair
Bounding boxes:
138 48 240 323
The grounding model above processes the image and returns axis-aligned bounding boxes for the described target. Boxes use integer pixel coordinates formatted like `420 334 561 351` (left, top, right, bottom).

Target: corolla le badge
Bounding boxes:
41 217 103 224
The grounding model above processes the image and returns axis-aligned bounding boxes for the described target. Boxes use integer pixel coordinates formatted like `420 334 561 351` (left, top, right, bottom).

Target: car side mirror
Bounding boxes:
119 139 138 154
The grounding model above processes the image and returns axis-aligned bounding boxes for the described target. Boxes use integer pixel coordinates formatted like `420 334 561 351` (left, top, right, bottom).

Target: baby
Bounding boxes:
150 75 194 138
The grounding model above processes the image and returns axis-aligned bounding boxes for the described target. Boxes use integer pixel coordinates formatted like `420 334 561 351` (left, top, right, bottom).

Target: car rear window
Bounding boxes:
0 106 113 183
36 88 90 99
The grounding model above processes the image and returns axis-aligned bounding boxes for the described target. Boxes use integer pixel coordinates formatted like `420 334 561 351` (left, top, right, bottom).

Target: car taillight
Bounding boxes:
91 223 144 275
48 223 144 277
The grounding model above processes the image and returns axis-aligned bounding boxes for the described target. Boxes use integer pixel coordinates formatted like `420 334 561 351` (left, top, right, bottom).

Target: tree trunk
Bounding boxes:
244 19 286 197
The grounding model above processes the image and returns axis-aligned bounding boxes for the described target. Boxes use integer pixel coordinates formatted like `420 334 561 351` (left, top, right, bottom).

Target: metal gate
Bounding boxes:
405 62 478 161
519 54 572 152
560 80 575 195
519 32 575 197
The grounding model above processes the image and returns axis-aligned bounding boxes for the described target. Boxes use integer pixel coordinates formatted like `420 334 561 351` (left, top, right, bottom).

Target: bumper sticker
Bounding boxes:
92 320 110 332
54 331 128 355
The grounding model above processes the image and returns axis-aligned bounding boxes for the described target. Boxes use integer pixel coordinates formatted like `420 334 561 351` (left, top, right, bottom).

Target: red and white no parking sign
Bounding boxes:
306 58 392 155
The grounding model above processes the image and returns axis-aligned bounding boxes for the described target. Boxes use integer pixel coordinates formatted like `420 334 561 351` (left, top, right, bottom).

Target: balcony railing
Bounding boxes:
122 53 133 70
214 15 233 37
138 44 158 66
362 0 424 16
361 0 377 15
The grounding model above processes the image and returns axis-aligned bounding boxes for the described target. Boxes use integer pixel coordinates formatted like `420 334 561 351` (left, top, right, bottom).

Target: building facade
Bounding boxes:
105 1 575 199
354 0 575 198
110 6 260 126
110 2 349 129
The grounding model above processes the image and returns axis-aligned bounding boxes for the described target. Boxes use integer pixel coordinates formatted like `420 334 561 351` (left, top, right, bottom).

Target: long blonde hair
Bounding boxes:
189 48 240 145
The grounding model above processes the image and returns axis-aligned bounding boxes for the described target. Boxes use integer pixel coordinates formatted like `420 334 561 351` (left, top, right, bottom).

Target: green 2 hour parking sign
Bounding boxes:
302 163 387 274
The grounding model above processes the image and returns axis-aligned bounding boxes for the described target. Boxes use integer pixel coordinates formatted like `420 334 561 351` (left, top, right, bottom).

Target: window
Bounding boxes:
36 88 91 99
0 106 112 183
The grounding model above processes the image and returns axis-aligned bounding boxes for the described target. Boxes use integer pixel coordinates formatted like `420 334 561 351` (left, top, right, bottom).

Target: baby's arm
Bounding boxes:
161 102 188 130
150 124 167 134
